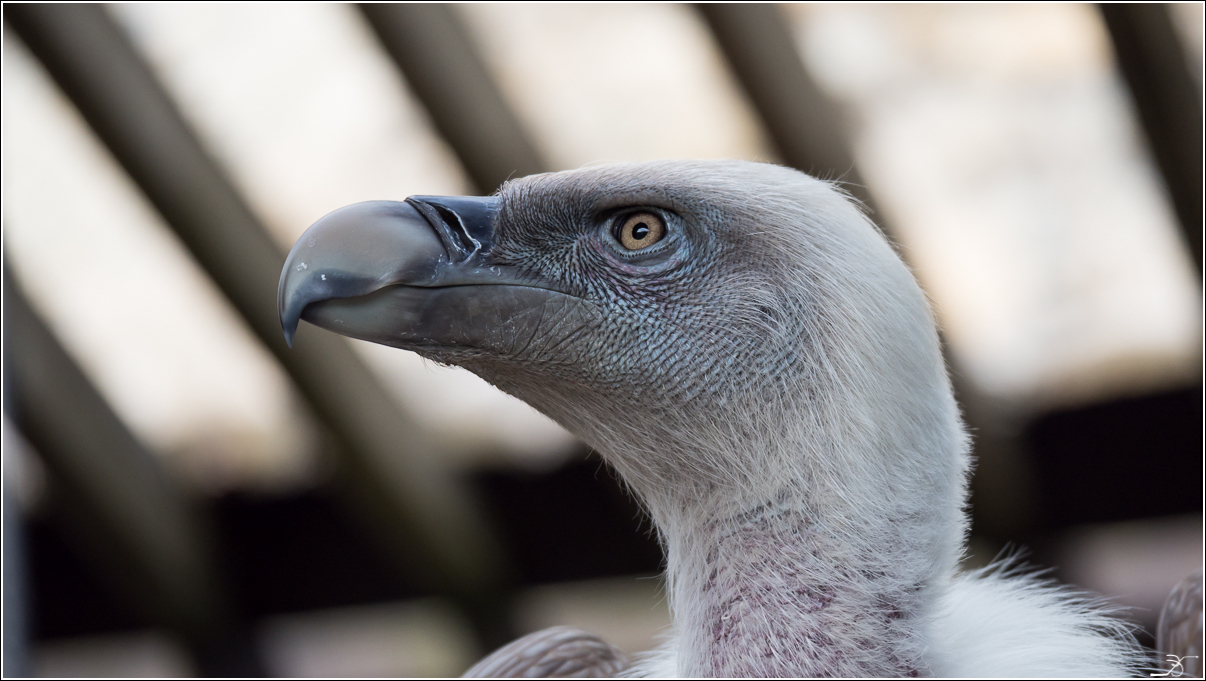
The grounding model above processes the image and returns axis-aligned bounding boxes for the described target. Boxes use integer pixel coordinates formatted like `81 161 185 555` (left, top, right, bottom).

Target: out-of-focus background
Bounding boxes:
1 3 1201 676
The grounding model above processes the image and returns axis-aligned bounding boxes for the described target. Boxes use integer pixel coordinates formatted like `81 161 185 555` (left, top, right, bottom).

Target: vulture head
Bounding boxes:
279 160 1140 677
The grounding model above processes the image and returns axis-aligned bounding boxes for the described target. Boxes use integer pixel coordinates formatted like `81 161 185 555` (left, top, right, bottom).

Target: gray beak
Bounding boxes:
278 196 575 353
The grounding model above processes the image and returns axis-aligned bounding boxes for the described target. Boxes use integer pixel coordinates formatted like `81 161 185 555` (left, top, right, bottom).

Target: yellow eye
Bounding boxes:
617 212 666 251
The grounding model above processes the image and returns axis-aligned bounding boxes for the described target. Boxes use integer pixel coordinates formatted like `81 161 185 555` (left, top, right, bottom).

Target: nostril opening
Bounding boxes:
434 205 477 253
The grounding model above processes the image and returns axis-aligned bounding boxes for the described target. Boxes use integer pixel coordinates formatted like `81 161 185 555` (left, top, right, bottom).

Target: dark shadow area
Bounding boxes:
1027 383 1202 531
27 516 153 640
471 454 664 585
211 490 425 617
27 454 664 641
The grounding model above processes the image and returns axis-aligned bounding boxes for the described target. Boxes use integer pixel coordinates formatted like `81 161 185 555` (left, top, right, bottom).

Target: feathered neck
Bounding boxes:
571 345 969 676
653 478 945 677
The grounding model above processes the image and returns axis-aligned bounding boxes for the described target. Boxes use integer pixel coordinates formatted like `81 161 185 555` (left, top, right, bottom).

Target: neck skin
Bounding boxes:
656 492 937 677
477 306 965 675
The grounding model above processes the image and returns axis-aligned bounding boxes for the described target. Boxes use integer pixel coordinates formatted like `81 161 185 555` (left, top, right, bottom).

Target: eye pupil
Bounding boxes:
617 212 666 251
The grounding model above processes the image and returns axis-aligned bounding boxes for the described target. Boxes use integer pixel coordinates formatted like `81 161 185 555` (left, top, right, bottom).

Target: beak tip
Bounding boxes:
280 289 301 349
281 314 298 348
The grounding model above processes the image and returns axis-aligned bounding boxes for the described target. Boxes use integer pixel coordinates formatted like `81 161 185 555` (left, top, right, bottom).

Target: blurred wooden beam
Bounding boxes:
1 433 30 678
1099 3 1203 274
696 4 878 214
4 265 226 651
359 3 547 193
3 3 509 639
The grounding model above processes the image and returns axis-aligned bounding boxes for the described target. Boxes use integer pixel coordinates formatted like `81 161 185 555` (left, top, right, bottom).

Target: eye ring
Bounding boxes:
615 211 666 251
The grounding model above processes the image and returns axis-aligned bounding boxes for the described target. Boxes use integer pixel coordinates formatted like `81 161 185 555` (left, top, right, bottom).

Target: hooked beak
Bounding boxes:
277 196 580 355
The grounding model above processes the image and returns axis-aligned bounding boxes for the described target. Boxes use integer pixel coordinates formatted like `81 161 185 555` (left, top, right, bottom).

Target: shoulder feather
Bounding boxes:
926 562 1151 677
463 626 630 678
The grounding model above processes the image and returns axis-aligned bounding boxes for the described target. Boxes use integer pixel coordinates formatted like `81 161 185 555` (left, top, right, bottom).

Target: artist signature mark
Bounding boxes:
1150 654 1200 678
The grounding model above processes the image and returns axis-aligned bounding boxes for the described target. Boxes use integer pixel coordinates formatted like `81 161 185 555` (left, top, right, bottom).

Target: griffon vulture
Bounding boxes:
278 160 1145 677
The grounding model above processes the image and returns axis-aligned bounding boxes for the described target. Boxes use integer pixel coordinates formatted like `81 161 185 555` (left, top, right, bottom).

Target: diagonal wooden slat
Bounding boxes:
359 3 548 194
695 4 878 215
4 264 226 651
1 428 31 678
1099 3 1203 274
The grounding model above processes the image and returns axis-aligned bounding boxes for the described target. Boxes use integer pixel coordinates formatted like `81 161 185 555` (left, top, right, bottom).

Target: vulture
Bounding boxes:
279 160 1146 677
